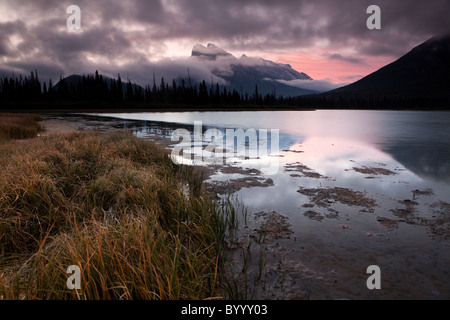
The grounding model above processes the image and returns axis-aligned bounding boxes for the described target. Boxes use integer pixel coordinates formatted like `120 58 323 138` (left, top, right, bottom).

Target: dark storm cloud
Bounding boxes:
0 20 27 56
131 0 168 24
0 0 449 83
1 61 64 81
35 25 133 60
328 54 364 65
164 0 450 53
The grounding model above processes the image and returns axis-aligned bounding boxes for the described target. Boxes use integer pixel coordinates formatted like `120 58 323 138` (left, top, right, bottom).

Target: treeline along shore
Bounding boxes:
1 70 448 111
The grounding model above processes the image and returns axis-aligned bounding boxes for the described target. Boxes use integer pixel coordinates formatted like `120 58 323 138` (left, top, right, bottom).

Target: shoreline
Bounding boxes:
2 105 450 114
3 112 449 299
0 114 245 300
38 113 305 299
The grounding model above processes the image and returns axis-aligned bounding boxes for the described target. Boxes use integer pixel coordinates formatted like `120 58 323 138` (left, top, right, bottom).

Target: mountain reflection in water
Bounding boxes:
102 110 450 186
88 110 450 299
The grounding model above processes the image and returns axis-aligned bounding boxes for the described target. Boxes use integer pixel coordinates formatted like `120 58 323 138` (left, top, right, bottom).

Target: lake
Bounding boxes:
90 110 450 299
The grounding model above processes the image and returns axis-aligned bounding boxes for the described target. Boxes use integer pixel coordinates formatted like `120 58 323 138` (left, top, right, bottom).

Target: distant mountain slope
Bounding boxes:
191 43 317 97
54 74 143 94
224 64 315 98
330 35 450 100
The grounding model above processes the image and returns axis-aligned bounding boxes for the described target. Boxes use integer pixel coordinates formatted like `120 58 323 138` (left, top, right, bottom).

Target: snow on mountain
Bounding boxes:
192 43 234 60
191 43 315 97
238 54 311 81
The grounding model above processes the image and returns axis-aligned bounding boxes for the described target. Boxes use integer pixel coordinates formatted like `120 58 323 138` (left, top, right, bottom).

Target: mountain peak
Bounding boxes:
192 43 233 60
190 43 313 96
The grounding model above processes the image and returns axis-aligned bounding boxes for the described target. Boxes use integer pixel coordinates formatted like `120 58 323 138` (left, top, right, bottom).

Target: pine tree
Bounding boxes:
43 81 47 97
117 74 123 101
197 80 206 104
126 80 133 101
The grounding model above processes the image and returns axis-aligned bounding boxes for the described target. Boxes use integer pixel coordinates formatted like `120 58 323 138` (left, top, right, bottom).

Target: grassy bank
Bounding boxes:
0 113 43 140
0 122 238 299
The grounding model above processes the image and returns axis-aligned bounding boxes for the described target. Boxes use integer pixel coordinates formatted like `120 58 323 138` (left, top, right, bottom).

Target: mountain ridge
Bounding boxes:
190 43 315 97
56 43 318 98
329 34 450 100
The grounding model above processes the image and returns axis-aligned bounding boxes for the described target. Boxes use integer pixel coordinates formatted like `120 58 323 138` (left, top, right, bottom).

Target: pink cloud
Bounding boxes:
275 53 395 84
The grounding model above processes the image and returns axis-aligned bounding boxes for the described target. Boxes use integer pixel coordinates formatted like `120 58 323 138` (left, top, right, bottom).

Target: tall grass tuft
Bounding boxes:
0 113 43 140
0 130 240 300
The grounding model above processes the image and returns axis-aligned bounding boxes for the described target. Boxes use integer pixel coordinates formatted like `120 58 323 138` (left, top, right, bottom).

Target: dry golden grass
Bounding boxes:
0 113 43 140
0 130 236 300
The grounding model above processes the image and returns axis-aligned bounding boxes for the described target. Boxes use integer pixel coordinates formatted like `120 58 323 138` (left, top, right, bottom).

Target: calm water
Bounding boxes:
92 110 450 299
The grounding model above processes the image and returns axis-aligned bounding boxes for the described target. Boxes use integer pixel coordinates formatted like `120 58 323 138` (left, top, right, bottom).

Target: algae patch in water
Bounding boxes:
297 186 377 213
351 166 397 176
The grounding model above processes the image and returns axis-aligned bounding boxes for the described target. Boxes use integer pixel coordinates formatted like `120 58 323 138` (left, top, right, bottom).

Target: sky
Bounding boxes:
0 0 449 91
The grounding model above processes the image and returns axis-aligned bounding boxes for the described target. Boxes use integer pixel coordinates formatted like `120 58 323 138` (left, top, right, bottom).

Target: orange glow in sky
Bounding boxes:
274 53 395 83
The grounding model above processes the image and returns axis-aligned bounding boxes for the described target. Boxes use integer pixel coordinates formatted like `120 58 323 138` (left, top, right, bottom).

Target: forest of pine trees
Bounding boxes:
1 70 447 109
0 70 280 109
